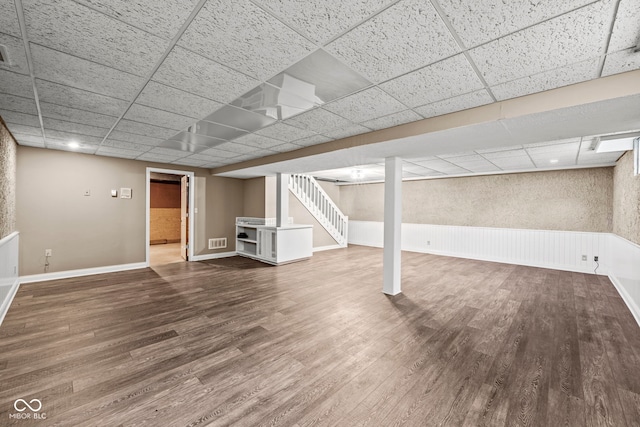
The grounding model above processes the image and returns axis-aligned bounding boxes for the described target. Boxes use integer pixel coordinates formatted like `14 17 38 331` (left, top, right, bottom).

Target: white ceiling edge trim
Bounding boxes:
331 163 618 186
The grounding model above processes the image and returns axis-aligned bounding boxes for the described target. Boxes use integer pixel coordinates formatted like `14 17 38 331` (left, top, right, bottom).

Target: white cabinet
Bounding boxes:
236 218 312 265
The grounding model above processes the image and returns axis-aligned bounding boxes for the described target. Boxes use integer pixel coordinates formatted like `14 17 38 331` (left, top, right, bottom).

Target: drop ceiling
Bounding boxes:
0 0 639 176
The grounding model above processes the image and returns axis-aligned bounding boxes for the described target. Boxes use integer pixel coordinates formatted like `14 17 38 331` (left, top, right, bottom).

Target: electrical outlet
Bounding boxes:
581 255 587 261
594 256 599 262
45 249 52 257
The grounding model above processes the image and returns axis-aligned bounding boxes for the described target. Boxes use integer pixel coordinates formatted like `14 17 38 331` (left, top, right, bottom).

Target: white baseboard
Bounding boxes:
313 244 344 252
0 278 20 326
191 251 237 261
609 273 640 328
20 262 148 284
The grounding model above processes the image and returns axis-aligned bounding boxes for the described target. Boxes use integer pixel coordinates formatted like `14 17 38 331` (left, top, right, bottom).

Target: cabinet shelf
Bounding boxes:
237 238 257 244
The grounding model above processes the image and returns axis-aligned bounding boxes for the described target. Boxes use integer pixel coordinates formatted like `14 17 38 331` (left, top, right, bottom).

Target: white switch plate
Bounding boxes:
111 189 117 197
84 190 90 196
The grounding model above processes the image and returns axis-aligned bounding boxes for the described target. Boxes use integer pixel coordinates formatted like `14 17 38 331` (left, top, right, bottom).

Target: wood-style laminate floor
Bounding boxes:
1 245 639 426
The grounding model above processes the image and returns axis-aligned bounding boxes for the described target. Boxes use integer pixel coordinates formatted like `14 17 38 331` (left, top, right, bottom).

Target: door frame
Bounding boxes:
146 167 196 266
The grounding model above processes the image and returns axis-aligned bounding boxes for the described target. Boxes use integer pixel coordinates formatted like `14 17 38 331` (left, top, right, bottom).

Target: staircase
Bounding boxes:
289 174 348 247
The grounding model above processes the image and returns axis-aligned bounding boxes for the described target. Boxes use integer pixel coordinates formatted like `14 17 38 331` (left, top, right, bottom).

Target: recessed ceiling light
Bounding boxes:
68 141 80 149
550 159 559 164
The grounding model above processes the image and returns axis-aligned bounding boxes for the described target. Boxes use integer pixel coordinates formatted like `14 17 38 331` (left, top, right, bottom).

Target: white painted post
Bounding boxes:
383 157 402 295
276 173 289 227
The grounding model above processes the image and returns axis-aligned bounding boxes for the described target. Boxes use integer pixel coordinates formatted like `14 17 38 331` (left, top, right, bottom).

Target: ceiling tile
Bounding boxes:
42 117 109 138
293 134 332 147
608 0 640 52
137 152 184 163
0 33 30 75
578 145 625 165
102 138 156 152
107 131 164 147
95 146 143 159
436 151 478 159
439 0 596 48
412 159 470 174
3 123 41 136
153 46 259 104
44 129 104 145
469 1 614 85
523 137 581 148
360 110 422 131
324 87 407 123
322 123 371 139
285 108 353 133
214 141 262 154
157 139 210 154
196 148 239 159
481 148 529 159
72 0 198 40
137 81 223 120
326 0 459 82
380 55 485 108
168 131 226 148
475 145 522 154
35 80 129 117
178 0 315 80
233 133 286 150
114 120 176 140
31 45 143 100
525 141 580 156
40 102 117 129
271 142 302 153
602 49 640 77
0 109 41 127
124 104 195 131
170 156 211 168
0 94 38 115
253 0 391 44
23 0 169 76
491 58 600 101
414 89 493 118
11 133 45 147
0 1 21 37
0 70 34 99
256 122 317 142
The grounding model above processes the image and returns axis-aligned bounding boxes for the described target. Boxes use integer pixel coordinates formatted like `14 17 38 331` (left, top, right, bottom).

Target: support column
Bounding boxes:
383 157 402 295
276 173 289 227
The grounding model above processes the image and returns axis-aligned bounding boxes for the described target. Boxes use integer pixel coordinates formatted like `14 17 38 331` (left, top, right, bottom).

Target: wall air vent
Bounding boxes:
208 238 227 249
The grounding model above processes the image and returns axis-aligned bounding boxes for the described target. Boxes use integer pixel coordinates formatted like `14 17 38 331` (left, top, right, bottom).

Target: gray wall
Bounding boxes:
339 167 614 233
613 151 640 245
0 119 17 239
16 146 244 275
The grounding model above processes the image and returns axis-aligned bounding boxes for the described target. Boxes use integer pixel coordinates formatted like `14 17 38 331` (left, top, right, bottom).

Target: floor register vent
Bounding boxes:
208 238 227 249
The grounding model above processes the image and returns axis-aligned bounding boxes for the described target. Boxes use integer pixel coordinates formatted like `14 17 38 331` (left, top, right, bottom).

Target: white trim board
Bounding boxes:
20 262 147 284
190 251 237 261
146 167 196 267
0 279 20 326
607 233 640 328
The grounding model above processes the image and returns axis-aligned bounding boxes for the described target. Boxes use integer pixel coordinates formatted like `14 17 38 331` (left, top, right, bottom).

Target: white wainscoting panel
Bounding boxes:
0 232 20 325
348 221 608 275
608 234 640 327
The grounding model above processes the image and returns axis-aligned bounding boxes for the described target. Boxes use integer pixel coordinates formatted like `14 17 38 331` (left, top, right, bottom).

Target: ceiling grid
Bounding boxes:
0 0 638 179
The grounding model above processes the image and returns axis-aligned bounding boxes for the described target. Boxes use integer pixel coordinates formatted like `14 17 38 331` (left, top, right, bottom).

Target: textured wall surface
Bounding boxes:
17 146 244 275
613 151 640 245
340 167 614 232
0 120 17 239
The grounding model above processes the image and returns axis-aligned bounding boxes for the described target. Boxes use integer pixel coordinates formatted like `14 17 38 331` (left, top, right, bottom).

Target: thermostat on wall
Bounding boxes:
120 188 132 199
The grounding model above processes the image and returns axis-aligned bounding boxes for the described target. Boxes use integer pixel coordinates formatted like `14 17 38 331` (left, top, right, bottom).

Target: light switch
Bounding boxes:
111 189 118 197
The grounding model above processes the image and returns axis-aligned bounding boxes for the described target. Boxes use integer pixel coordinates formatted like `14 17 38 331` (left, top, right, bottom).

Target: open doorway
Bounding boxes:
146 168 195 267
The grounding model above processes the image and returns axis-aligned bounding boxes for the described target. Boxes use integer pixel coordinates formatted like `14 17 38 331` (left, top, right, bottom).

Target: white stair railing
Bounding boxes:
289 174 348 247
